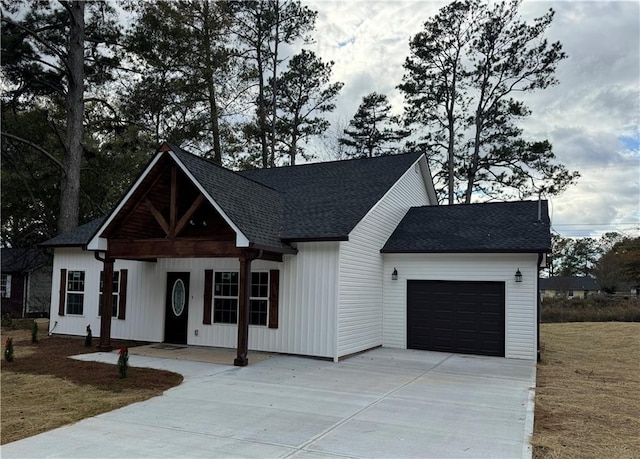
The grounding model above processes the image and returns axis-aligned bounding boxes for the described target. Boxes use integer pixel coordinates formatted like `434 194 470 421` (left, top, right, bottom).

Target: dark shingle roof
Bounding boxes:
540 276 600 291
239 152 424 240
382 200 551 253
40 217 106 248
1 247 49 272
41 148 425 249
170 146 288 251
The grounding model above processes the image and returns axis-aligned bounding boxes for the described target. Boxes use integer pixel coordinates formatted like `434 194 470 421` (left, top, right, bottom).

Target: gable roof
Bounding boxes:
40 217 106 248
539 276 600 291
169 146 287 251
382 200 551 253
42 146 429 249
239 152 425 241
1 247 50 272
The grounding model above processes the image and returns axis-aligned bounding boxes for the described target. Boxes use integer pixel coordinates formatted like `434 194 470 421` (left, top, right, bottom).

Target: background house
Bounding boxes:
540 276 600 299
1 247 52 318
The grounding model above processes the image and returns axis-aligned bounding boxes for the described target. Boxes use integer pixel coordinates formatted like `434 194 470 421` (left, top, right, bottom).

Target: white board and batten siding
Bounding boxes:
50 242 339 359
50 248 163 341
382 253 539 360
172 241 339 359
337 159 432 359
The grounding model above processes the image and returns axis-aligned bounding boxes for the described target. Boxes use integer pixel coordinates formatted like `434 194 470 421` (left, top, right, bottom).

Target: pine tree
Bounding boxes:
340 92 408 159
274 50 343 165
399 0 578 203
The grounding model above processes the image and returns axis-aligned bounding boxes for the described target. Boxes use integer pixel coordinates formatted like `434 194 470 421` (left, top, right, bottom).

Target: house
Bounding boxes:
539 276 600 299
41 143 551 364
1 247 52 318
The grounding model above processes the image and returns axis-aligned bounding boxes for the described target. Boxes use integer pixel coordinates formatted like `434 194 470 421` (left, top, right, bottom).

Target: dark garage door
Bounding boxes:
407 280 505 357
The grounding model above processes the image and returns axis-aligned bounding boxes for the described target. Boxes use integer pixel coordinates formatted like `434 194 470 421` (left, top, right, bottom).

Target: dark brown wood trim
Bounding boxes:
97 258 114 351
145 197 170 236
118 269 128 320
108 239 241 259
169 165 177 235
58 268 67 316
203 269 213 325
268 269 279 329
174 194 205 237
102 162 171 239
255 251 285 262
234 255 252 366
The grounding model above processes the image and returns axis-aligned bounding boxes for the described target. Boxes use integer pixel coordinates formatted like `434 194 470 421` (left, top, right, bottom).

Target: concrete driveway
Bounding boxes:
1 348 535 459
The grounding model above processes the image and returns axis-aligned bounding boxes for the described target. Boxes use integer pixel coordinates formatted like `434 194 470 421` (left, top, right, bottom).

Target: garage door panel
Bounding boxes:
407 280 505 357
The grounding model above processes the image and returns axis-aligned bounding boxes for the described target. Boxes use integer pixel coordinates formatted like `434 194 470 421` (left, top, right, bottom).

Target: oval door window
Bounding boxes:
172 279 185 316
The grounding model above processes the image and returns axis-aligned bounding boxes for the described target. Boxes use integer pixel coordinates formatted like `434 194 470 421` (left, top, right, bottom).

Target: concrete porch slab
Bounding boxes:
127 343 274 365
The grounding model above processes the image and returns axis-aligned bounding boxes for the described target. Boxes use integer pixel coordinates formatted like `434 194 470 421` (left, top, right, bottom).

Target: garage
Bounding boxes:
381 201 552 361
407 280 505 357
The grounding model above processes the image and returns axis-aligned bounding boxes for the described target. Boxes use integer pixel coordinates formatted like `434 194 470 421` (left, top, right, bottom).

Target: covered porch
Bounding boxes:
90 144 294 366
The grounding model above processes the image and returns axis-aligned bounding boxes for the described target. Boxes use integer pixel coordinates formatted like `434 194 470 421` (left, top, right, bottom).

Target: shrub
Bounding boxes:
4 337 14 362
85 325 92 347
541 295 640 323
31 321 39 343
118 347 129 379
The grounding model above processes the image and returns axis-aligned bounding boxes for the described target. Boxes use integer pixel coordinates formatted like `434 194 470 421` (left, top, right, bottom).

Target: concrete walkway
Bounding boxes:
1 348 536 459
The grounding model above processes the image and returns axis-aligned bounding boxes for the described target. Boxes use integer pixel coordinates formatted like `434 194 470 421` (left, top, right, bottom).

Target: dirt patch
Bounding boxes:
532 322 640 458
1 330 182 445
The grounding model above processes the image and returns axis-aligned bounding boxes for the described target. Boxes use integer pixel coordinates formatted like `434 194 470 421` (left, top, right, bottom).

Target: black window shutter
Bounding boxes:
118 269 128 320
268 270 279 329
58 269 67 316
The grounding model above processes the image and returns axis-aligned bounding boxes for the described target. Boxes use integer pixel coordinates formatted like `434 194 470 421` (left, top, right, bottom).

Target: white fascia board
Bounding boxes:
169 151 250 247
417 155 438 205
351 155 434 233
86 151 165 251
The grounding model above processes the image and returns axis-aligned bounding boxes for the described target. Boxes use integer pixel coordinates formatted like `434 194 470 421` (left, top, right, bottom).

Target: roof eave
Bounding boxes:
249 242 298 255
282 235 349 243
381 248 551 254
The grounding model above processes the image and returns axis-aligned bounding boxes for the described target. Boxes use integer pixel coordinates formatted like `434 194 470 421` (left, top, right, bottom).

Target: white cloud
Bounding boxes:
301 1 639 237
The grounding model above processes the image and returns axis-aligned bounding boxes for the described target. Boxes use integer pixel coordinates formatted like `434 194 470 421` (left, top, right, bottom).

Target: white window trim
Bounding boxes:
211 270 270 326
213 270 239 325
1 274 11 299
66 270 85 316
98 270 120 318
249 271 270 327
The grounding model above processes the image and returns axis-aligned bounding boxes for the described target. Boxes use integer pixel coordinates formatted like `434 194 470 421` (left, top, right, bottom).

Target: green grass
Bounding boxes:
541 296 640 323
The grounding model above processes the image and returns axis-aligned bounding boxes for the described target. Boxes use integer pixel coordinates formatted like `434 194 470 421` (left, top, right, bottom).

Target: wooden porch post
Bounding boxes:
97 257 114 351
234 254 252 366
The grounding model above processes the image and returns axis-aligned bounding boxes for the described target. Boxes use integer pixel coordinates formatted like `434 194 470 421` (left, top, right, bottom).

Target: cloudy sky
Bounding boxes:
297 0 639 239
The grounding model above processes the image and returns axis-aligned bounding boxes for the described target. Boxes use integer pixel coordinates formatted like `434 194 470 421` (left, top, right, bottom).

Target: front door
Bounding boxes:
164 272 189 344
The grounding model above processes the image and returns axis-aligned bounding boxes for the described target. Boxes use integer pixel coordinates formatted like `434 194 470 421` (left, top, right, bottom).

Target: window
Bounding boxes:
568 290 574 298
211 271 270 326
99 271 120 317
1 274 11 298
213 272 238 324
66 271 85 315
250 272 269 326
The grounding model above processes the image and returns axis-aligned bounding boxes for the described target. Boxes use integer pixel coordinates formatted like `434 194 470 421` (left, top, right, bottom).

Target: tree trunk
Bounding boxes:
465 63 490 204
464 111 482 204
203 1 222 164
289 130 298 166
255 3 269 168
268 1 280 168
447 55 458 205
58 1 84 234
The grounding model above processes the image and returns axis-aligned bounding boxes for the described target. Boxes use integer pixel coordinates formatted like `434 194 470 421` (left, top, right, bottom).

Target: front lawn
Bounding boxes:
1 328 182 445
533 322 640 458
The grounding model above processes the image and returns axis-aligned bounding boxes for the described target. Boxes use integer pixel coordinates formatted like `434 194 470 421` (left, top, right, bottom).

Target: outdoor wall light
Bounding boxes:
515 268 523 283
392 268 398 281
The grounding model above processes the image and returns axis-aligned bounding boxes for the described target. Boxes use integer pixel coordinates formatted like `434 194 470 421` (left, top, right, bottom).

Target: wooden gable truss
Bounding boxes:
94 148 286 366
